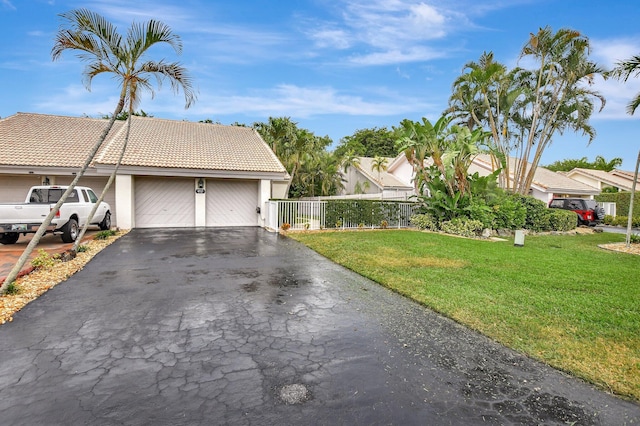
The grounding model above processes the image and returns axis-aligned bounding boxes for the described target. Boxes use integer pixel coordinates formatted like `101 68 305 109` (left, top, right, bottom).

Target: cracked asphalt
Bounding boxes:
0 228 638 425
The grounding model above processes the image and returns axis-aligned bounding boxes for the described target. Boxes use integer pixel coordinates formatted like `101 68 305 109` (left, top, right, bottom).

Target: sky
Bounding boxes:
1 0 639 169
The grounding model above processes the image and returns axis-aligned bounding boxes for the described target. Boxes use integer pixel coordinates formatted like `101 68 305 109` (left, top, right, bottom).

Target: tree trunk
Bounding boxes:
72 115 133 252
0 98 125 294
626 149 640 247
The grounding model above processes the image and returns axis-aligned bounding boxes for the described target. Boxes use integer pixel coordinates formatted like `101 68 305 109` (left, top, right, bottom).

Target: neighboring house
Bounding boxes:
0 113 289 229
354 153 600 204
564 168 640 192
340 156 414 200
470 155 600 203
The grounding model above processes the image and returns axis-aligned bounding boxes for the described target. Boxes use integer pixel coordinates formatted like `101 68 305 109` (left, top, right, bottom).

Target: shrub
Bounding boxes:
630 233 640 244
511 195 551 232
440 217 484 238
3 281 19 295
596 192 640 217
603 215 640 227
410 213 439 231
465 200 494 229
324 200 413 228
31 249 58 269
548 209 577 231
490 195 527 230
95 229 117 240
77 245 90 253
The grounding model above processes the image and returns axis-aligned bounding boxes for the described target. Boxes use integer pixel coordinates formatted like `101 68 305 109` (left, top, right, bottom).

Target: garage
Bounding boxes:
206 179 259 227
0 114 290 230
135 177 195 228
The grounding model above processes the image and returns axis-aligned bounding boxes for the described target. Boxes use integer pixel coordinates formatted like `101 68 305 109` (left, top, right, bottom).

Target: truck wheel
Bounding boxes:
0 233 19 245
596 207 605 220
99 211 111 230
61 218 79 243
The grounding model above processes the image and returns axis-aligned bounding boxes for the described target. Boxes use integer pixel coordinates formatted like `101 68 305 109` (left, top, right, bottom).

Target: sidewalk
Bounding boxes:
0 231 97 284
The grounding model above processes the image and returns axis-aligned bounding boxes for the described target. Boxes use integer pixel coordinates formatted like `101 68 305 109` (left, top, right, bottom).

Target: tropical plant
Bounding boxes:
371 156 389 185
607 53 640 114
254 117 333 197
449 27 605 195
544 155 623 172
334 127 398 158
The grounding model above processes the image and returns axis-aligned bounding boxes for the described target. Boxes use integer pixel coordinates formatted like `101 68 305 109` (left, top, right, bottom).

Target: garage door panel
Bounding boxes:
0 175 42 203
206 180 258 227
135 178 195 228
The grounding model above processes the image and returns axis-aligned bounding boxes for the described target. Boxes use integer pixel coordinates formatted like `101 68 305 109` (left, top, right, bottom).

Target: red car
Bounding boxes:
549 198 605 226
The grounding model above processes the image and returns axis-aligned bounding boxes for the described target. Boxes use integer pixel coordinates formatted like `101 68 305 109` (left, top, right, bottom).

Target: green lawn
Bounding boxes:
288 229 640 401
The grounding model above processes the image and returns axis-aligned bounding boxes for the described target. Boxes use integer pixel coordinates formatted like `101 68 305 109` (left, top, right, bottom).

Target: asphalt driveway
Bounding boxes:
0 228 638 425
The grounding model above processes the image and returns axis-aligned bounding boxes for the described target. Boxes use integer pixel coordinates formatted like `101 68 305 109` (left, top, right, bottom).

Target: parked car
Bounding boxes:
0 185 111 244
548 197 605 226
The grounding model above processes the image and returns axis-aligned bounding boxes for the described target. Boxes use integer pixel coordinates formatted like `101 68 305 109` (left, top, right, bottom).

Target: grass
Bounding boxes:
288 229 640 401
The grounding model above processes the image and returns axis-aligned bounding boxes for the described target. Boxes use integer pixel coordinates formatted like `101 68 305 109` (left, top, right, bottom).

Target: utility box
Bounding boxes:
514 230 525 247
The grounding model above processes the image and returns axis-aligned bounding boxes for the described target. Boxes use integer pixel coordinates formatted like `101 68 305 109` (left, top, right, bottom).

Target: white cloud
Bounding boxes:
172 84 433 119
304 0 478 66
591 38 640 119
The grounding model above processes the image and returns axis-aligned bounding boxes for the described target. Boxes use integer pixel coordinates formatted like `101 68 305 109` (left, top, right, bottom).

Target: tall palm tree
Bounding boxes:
607 52 640 246
1 9 195 293
449 52 521 189
70 13 195 252
514 27 605 194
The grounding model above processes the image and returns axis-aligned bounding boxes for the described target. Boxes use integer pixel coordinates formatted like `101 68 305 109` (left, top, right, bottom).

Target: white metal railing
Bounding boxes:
265 200 418 232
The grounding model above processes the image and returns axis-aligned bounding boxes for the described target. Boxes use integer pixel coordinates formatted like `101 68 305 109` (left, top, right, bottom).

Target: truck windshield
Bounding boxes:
29 188 79 203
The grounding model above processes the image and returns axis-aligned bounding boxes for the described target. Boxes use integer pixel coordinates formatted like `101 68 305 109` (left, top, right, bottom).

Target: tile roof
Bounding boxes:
355 157 413 189
472 155 599 194
567 168 636 191
0 112 124 168
0 113 286 174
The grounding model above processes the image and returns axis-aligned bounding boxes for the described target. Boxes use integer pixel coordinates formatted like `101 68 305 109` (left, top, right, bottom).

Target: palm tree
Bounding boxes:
607 52 640 246
449 52 521 189
371 156 389 187
607 53 640 114
514 27 605 194
70 15 195 252
0 9 195 294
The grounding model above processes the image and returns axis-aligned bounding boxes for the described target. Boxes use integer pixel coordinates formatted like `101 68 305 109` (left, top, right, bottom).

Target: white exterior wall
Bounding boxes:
115 174 134 229
259 180 271 227
272 181 289 199
195 178 206 227
389 160 415 189
567 173 601 190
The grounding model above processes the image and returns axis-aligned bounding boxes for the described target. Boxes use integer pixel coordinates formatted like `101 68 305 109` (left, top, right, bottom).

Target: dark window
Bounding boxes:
29 188 79 203
85 189 98 203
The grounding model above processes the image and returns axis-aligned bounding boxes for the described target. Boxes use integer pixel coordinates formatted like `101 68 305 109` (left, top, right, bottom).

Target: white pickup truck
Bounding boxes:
0 185 111 245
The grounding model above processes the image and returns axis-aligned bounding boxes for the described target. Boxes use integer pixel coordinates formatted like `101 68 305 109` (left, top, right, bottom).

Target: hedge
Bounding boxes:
596 192 640 218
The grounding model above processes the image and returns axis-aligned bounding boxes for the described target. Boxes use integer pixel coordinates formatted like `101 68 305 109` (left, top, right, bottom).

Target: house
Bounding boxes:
564 168 640 192
340 156 414 199
469 155 600 203
342 153 600 204
0 113 289 229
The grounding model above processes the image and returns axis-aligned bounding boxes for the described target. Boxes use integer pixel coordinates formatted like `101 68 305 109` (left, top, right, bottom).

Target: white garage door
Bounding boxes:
206 179 258 227
135 177 195 228
0 175 42 203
